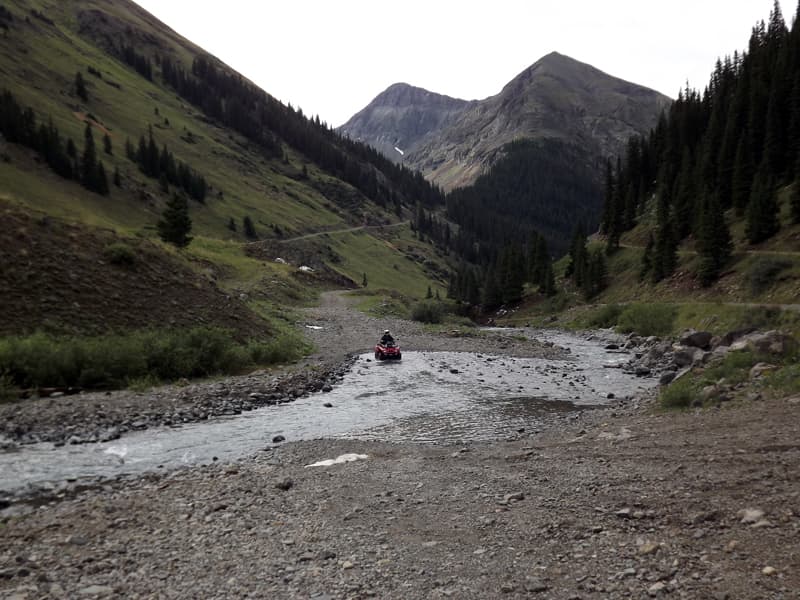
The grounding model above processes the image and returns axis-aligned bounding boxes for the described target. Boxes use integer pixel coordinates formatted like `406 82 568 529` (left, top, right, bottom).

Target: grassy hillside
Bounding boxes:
0 0 447 343
501 189 800 338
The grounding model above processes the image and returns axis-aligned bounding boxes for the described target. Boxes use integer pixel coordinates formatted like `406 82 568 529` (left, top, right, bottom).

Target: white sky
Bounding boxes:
132 0 793 127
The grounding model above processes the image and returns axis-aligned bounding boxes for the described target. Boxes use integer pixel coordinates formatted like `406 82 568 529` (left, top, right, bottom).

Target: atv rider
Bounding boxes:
380 330 395 345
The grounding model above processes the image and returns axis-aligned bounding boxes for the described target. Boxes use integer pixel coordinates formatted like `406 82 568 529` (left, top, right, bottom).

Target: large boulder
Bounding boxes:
680 330 713 349
730 331 798 356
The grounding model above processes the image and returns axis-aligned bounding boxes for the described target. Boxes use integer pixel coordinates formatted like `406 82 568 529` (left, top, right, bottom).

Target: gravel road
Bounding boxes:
1 292 798 599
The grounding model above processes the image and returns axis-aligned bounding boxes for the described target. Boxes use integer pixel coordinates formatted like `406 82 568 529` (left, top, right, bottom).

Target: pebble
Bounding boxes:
762 566 777 576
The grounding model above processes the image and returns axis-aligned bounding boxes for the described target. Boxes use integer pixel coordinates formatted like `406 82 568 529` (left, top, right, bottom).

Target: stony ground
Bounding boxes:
1 293 798 599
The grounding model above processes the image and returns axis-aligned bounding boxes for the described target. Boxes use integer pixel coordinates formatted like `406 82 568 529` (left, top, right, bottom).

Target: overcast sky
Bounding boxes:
132 0 793 127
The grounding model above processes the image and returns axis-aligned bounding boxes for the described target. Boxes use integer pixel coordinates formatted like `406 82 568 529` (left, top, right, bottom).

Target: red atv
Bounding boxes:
374 340 402 361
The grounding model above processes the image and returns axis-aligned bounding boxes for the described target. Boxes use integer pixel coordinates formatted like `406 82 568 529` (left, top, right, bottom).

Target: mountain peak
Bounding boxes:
339 84 471 162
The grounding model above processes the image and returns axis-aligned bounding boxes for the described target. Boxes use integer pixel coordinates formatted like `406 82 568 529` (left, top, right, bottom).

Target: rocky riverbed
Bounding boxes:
1 292 798 599
0 292 575 447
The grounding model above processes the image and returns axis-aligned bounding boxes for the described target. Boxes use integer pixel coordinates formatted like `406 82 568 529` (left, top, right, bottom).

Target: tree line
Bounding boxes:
0 89 109 195
603 0 800 286
124 127 207 202
156 53 444 212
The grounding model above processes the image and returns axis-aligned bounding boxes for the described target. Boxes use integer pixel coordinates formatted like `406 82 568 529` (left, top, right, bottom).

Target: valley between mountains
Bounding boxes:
2 0 800 598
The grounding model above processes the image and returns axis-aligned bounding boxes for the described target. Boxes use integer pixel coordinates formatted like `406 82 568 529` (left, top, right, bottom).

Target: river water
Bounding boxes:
0 330 654 495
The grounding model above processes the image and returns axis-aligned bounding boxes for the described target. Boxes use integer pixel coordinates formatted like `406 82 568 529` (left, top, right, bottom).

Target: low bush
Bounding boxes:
747 257 792 295
104 242 136 266
586 304 624 329
659 348 798 411
660 377 695 410
410 300 446 324
0 327 308 392
616 303 677 337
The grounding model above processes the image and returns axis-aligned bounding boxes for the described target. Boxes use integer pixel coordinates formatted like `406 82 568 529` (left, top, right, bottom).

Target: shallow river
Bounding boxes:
0 330 654 495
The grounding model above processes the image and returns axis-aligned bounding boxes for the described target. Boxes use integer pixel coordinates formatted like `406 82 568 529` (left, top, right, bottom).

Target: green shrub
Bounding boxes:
0 327 309 392
104 242 136 266
660 377 695 410
586 304 624 329
747 257 792 295
0 370 16 402
410 301 445 324
616 303 677 337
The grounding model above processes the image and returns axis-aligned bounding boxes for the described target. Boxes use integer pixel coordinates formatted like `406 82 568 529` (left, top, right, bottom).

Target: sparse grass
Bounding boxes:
0 327 309 392
659 348 800 410
353 290 412 319
326 228 443 300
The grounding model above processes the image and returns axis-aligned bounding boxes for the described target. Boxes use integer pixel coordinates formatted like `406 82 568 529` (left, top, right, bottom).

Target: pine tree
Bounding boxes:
103 133 112 155
157 193 192 248
96 161 109 196
426 285 433 299
640 232 654 281
362 273 368 288
482 268 503 308
696 193 732 286
731 134 754 215
81 122 97 188
540 261 556 297
652 190 677 283
227 217 237 232
745 166 780 243
791 182 800 224
113 166 121 187
242 216 257 239
75 72 88 102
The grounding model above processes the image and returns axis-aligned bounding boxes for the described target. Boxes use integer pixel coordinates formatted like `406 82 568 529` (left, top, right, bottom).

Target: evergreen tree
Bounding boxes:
75 72 88 102
113 165 121 187
96 161 109 196
242 215 257 239
362 273 368 288
652 191 677 283
540 261 556 297
81 122 97 188
582 249 607 299
791 182 800 224
227 217 237 232
745 166 780 243
696 193 732 285
157 194 192 248
426 285 433 299
103 133 112 155
640 232 654 281
731 134 754 216
481 269 503 309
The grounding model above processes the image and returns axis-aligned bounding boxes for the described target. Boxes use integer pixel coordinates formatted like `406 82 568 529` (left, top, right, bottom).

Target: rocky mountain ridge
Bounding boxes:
341 52 671 190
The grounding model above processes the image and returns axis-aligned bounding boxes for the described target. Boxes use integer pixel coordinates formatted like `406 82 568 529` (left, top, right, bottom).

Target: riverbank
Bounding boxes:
0 292 569 447
1 390 798 599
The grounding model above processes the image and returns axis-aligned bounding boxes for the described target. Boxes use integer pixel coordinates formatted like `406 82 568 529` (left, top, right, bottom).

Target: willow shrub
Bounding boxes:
616 303 678 337
0 327 307 391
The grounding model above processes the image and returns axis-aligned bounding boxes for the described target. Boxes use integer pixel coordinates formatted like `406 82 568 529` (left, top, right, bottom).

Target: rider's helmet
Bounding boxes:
384 330 390 334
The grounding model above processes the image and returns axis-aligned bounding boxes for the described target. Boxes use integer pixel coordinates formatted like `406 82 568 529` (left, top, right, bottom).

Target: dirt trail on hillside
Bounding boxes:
1 294 799 599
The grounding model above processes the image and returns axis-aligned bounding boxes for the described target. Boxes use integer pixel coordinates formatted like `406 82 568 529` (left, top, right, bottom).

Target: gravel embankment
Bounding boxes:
1 394 797 599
